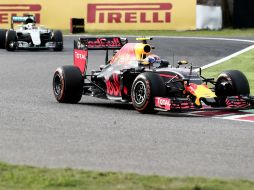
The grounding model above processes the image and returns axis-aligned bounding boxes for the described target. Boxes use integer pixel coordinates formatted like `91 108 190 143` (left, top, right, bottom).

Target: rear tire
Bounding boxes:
53 65 83 103
131 72 166 114
53 30 63 51
0 29 6 49
215 70 250 97
5 30 17 51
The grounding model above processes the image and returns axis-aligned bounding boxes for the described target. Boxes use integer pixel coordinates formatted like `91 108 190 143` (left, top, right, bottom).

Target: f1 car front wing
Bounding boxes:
154 96 254 112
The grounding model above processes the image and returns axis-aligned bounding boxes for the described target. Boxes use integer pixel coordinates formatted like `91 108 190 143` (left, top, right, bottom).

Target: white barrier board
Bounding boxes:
196 5 222 30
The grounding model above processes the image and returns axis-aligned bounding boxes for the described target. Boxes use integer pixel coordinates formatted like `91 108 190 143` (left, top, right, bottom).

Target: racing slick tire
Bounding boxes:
53 65 83 103
215 70 250 97
5 30 17 51
53 30 63 51
0 29 6 49
131 72 166 114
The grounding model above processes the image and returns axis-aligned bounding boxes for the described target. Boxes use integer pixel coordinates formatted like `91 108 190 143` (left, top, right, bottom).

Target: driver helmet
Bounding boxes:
26 23 35 30
144 54 161 67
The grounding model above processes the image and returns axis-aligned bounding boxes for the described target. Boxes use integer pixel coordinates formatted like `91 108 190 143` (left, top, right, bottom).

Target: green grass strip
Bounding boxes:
203 49 254 94
0 162 254 190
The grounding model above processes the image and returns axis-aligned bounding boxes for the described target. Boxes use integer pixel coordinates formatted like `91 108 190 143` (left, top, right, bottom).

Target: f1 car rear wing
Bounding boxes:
11 15 35 29
76 37 127 50
73 37 127 75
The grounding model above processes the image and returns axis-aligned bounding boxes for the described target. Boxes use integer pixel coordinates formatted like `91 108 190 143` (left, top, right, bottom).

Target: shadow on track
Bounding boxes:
79 101 201 118
80 102 134 111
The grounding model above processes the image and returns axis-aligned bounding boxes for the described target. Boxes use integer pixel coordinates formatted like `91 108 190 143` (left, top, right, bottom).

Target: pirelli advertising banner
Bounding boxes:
0 0 84 30
0 0 196 30
85 0 196 30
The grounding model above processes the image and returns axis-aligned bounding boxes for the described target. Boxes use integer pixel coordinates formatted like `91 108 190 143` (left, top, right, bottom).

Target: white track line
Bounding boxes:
201 44 254 70
156 36 254 43
156 36 254 69
64 34 254 43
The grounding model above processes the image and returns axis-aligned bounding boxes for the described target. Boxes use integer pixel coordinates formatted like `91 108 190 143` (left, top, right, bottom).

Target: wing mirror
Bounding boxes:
178 60 189 66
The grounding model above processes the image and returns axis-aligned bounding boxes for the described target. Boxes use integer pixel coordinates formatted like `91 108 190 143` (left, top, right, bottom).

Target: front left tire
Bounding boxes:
131 72 166 113
215 70 250 106
0 29 7 49
53 30 63 51
5 30 17 51
53 65 83 103
215 70 250 96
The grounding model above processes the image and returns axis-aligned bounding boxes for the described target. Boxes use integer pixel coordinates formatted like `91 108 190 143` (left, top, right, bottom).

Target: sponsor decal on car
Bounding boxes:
84 37 122 49
74 49 88 74
155 97 171 110
106 74 121 97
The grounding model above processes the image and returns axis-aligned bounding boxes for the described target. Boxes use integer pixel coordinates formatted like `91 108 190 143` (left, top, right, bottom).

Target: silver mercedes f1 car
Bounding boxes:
0 15 63 51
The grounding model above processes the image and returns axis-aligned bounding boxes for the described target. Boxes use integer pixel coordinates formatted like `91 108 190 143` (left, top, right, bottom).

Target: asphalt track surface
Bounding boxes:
0 36 254 180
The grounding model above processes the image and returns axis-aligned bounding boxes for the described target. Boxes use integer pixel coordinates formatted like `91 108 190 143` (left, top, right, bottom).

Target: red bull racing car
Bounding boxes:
53 37 254 113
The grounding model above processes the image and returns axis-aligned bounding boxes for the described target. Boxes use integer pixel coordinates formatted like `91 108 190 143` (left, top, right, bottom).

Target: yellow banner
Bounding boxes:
85 0 196 30
0 0 196 30
0 0 84 30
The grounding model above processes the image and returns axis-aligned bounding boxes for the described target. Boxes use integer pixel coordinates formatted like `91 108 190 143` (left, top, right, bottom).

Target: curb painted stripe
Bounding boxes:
188 110 254 123
220 114 254 123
